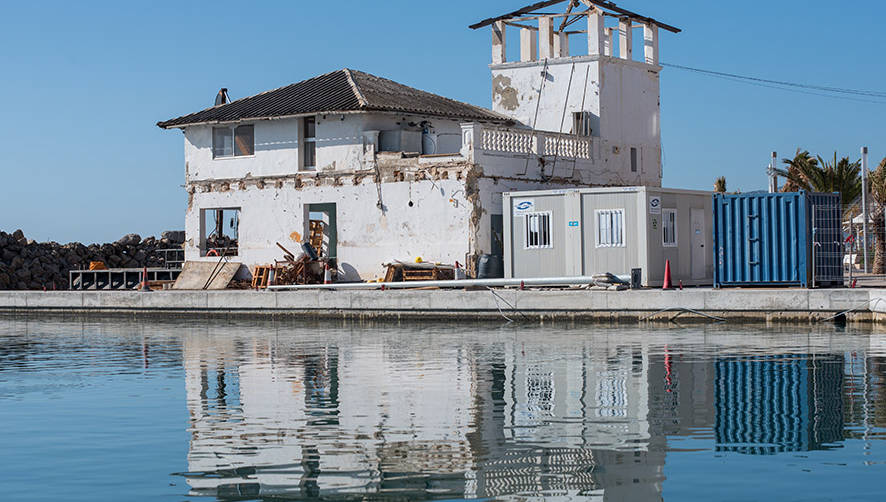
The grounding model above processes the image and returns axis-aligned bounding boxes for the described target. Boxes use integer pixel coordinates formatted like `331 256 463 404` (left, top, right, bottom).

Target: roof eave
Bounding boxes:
158 108 511 130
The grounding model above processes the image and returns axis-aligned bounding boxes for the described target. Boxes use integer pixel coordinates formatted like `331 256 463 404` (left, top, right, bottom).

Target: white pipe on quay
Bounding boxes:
268 275 629 291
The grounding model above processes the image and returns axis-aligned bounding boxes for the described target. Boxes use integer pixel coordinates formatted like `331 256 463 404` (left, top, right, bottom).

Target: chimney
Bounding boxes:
215 88 229 106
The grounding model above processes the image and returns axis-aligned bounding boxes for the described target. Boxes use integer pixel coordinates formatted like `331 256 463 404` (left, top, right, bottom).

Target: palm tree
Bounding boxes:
775 150 861 206
776 149 818 192
714 176 727 193
869 157 886 274
818 153 862 206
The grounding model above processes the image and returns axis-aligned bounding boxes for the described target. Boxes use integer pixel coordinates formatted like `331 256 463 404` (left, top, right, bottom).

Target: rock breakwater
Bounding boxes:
0 230 184 290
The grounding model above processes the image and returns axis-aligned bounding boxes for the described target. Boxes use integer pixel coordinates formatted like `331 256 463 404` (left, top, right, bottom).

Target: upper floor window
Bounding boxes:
212 125 254 158
302 117 316 170
572 111 592 137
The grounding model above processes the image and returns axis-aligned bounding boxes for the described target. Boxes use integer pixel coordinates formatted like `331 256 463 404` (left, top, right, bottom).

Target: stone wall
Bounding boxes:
0 229 184 290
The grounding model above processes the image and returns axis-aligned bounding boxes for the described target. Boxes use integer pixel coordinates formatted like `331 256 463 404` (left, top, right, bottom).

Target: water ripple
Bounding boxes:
1 318 885 500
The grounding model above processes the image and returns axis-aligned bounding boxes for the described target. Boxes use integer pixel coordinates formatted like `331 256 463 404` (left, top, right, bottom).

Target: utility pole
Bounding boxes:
862 146 869 273
768 151 778 193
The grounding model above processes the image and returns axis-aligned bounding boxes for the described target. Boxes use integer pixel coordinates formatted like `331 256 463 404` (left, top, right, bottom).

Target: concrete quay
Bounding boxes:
1 288 885 324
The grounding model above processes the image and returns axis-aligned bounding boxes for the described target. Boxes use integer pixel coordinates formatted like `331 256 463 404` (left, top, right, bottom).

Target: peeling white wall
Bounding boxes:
185 177 473 281
184 113 467 183
184 117 364 180
492 57 602 134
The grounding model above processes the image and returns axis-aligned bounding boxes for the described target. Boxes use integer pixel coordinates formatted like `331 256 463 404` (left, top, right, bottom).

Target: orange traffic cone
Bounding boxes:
662 260 673 290
139 266 152 292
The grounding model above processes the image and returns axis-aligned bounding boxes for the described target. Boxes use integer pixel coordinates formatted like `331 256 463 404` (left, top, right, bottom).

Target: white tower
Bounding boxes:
472 1 679 184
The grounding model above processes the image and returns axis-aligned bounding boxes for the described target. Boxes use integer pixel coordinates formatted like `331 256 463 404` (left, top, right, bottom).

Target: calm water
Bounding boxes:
1 317 885 501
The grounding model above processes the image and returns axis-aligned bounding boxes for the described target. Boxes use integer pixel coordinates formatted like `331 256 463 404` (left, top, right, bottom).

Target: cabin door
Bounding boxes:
691 208 706 279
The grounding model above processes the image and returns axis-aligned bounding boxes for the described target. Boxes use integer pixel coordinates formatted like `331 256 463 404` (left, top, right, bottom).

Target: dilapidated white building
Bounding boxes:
158 0 677 281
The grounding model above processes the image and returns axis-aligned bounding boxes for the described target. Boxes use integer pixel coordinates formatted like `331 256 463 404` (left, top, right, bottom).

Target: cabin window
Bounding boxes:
212 125 254 158
302 117 316 170
596 209 625 248
662 209 678 247
523 212 552 249
572 111 592 136
201 208 240 256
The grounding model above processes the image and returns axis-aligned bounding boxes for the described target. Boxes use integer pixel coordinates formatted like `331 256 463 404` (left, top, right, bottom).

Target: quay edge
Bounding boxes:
0 289 885 325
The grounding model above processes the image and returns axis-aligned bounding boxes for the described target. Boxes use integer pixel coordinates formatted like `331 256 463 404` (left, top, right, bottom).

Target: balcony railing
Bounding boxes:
462 123 593 162
480 127 535 155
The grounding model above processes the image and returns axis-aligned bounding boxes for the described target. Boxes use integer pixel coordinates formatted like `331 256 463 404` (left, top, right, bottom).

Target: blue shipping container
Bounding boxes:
712 191 843 288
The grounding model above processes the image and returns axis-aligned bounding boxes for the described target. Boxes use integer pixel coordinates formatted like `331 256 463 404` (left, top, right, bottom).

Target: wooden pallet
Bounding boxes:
251 265 282 289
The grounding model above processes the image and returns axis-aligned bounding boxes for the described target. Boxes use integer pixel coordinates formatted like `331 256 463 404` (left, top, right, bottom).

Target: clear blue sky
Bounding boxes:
1 0 883 244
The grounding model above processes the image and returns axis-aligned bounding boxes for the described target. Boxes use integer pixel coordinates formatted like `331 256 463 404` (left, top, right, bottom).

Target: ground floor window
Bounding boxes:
596 209 625 248
201 208 240 256
662 209 678 247
524 212 552 249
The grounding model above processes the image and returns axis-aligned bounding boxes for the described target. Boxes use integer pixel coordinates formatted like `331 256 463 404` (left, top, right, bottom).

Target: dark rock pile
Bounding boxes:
0 229 185 290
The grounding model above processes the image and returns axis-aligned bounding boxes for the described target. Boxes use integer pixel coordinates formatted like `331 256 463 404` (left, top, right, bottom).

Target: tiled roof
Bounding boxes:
157 69 508 128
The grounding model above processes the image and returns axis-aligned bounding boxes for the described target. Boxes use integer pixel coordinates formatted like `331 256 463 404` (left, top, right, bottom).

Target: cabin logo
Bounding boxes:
649 197 661 214
514 199 535 214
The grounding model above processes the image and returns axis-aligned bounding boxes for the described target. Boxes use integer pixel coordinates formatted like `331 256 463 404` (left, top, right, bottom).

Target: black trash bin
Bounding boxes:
477 254 504 279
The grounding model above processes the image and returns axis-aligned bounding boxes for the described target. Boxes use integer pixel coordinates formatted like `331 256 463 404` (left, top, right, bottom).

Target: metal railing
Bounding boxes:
69 268 182 290
155 248 185 269
812 205 844 287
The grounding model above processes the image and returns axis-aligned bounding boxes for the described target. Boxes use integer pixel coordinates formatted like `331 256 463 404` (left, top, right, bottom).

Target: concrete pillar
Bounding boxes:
460 122 483 162
862 146 870 273
539 16 555 59
643 23 659 65
492 21 506 64
520 28 538 62
587 9 605 56
605 28 615 56
362 130 380 169
362 130 379 154
618 18 632 60
768 151 778 193
554 32 569 57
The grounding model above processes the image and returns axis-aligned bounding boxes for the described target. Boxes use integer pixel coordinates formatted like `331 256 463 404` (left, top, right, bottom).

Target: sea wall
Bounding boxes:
0 287 875 324
0 230 184 290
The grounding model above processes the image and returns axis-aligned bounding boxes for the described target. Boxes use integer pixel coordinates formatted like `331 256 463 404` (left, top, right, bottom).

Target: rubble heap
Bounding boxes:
0 229 185 290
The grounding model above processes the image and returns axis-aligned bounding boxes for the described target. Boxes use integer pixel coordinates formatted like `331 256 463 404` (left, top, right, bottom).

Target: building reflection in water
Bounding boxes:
178 327 877 501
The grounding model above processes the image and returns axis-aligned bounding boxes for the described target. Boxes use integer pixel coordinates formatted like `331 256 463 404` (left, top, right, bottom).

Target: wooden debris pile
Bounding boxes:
251 242 334 288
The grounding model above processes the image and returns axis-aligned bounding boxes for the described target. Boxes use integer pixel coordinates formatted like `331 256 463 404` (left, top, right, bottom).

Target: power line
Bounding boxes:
662 62 886 97
661 62 886 104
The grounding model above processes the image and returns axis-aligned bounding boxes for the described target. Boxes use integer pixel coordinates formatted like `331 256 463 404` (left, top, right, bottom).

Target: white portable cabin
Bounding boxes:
503 187 714 287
